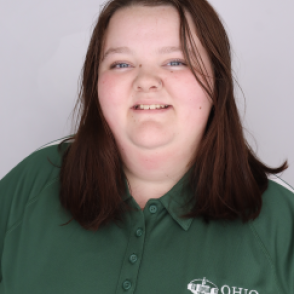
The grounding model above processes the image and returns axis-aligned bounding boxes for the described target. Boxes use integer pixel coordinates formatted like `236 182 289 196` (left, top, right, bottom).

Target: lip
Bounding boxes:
131 105 172 113
130 100 171 109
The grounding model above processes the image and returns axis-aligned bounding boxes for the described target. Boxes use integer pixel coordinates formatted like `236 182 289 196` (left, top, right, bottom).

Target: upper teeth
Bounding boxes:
135 104 169 110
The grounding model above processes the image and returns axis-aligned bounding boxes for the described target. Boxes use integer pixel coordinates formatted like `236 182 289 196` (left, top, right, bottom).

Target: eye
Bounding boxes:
110 62 131 69
109 59 187 70
167 59 186 66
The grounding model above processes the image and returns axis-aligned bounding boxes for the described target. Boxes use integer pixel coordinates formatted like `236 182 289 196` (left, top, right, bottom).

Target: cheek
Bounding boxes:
97 74 125 130
98 74 120 106
98 73 127 110
170 73 212 122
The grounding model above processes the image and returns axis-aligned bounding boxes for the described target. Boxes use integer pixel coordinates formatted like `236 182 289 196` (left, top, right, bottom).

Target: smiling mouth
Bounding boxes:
133 104 170 110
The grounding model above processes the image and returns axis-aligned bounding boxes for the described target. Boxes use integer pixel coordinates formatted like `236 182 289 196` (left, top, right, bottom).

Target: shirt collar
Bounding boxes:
122 169 195 231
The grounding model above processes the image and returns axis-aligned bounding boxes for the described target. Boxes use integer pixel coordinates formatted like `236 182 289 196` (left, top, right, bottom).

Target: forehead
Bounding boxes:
107 5 181 34
102 5 197 56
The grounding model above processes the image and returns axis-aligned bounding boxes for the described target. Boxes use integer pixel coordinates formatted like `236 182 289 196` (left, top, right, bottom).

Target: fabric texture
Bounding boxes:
0 139 293 294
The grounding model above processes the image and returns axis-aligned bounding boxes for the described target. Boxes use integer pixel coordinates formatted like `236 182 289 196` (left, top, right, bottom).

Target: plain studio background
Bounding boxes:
0 0 293 186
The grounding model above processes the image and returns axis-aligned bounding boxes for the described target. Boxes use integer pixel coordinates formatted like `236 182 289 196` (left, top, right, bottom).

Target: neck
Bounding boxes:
121 145 193 209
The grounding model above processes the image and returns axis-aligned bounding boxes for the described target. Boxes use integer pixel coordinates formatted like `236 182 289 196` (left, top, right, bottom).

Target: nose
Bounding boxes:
133 68 163 92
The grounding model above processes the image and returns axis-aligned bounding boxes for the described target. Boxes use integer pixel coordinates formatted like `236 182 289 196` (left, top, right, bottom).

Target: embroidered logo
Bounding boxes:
187 277 219 294
187 277 259 294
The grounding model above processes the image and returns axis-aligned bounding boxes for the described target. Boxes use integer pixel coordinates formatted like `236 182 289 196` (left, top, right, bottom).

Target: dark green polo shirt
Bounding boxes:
0 139 294 294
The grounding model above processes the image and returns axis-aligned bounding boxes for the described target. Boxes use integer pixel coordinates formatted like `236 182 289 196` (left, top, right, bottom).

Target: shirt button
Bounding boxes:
135 228 144 237
129 254 138 264
122 280 132 290
149 204 157 214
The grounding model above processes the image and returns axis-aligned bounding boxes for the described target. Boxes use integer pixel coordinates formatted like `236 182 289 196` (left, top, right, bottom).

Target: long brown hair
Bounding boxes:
58 0 288 230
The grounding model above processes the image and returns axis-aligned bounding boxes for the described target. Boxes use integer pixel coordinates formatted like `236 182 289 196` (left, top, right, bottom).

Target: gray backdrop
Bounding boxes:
0 0 293 185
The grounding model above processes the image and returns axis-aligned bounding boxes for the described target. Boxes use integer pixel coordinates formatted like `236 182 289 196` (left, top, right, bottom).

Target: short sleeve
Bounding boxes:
0 142 66 282
251 178 294 292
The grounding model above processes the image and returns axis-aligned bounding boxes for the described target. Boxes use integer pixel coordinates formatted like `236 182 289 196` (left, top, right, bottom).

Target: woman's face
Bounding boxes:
98 5 213 160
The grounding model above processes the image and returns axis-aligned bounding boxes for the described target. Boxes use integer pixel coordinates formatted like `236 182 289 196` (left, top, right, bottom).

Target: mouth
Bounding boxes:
132 104 171 110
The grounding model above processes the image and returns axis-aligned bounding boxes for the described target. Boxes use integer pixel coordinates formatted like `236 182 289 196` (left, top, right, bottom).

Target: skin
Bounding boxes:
98 5 213 209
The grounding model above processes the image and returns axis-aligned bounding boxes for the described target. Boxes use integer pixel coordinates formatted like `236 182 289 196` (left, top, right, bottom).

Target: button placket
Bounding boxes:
115 208 145 294
122 279 132 290
129 254 138 264
135 228 144 237
149 204 157 214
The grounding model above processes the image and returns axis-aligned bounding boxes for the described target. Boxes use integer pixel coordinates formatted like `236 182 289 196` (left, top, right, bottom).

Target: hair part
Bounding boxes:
58 0 288 231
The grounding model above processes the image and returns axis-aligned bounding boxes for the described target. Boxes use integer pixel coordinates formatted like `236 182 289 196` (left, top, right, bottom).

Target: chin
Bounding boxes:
127 126 174 147
132 139 172 150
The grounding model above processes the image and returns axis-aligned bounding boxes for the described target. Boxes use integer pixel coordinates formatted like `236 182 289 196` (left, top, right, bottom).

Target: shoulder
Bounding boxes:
252 174 294 241
0 135 73 189
252 174 294 232
259 174 294 221
249 174 294 290
0 136 73 231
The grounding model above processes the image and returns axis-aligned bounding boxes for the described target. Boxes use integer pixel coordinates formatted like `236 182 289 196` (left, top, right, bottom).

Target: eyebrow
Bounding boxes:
102 46 183 61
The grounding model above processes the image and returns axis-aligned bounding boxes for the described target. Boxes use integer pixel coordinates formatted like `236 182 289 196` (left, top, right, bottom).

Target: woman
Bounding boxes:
0 0 293 293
